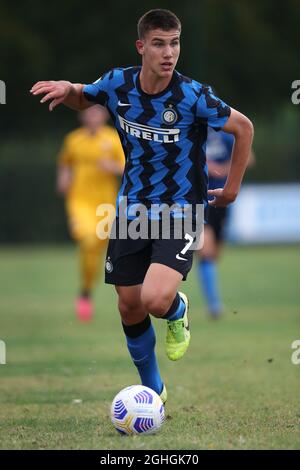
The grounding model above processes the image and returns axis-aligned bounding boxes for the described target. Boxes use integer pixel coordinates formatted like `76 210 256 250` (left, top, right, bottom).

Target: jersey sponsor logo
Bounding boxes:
118 115 180 143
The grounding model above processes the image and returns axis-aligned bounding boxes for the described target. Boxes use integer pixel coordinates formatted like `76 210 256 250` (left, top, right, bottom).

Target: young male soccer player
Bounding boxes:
30 9 253 403
57 105 124 321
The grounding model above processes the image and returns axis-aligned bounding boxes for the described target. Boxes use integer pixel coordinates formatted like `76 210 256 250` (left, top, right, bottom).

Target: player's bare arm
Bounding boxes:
208 108 254 207
30 81 92 111
56 165 73 195
97 159 124 176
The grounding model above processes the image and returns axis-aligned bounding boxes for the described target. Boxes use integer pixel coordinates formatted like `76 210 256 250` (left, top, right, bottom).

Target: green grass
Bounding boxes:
0 245 299 449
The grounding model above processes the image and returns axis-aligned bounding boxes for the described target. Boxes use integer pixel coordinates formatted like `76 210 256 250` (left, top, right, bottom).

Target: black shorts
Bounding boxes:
104 218 195 286
207 206 229 242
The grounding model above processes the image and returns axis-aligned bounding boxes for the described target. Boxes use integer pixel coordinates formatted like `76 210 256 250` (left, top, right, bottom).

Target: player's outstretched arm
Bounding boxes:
30 80 92 112
208 109 254 207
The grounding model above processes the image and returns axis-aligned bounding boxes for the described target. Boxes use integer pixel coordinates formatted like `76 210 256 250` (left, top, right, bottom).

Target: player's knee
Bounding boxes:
141 290 172 317
118 298 143 324
118 298 134 319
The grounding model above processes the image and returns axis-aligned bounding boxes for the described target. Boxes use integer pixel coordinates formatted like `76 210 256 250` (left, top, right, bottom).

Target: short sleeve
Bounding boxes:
83 71 111 106
196 85 231 130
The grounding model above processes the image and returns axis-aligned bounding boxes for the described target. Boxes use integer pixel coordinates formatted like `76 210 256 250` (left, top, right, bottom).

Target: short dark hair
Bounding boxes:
137 9 181 39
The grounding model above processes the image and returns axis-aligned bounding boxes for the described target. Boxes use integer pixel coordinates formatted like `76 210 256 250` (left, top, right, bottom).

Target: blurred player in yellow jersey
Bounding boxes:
57 105 124 321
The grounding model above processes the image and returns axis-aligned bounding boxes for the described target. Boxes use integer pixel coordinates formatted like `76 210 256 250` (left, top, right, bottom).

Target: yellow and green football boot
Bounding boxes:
160 384 168 404
165 291 190 361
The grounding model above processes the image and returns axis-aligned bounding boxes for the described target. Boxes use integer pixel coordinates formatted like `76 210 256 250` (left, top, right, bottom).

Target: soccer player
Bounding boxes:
30 9 254 403
57 105 124 321
197 127 234 318
197 127 255 318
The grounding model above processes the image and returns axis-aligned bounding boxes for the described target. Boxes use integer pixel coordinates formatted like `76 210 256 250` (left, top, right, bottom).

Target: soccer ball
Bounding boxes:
111 385 165 435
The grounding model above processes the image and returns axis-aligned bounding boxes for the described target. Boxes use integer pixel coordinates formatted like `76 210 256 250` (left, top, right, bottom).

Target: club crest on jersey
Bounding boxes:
105 257 113 273
118 115 180 143
162 106 178 125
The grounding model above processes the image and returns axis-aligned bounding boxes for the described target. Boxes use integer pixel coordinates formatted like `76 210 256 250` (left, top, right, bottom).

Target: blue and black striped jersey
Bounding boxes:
83 66 231 212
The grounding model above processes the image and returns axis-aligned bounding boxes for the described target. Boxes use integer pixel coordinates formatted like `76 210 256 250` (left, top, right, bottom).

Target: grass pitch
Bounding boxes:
0 245 299 449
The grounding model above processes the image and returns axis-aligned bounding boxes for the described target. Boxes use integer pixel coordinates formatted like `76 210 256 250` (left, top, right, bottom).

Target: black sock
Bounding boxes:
162 293 181 319
122 315 151 338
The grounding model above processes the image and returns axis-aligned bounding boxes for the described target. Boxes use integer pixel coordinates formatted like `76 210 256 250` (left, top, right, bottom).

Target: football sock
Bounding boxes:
123 316 163 395
162 292 185 321
79 236 101 293
198 259 222 315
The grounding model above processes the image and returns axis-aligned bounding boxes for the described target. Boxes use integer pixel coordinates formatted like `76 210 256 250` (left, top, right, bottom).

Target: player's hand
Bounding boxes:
30 80 72 111
56 167 72 195
208 188 237 207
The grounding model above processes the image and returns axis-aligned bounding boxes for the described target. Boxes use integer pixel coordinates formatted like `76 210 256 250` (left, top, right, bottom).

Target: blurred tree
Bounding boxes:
1 0 299 132
0 0 299 241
